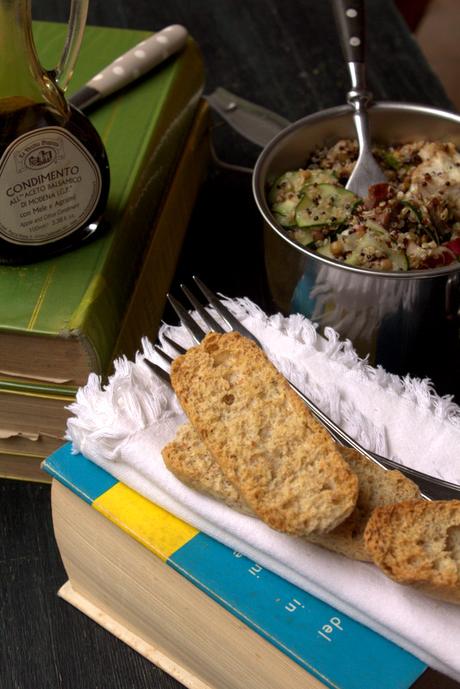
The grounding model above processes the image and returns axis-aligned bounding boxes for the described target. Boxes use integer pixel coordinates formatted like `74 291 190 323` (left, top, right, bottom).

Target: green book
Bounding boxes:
0 100 211 481
0 21 204 387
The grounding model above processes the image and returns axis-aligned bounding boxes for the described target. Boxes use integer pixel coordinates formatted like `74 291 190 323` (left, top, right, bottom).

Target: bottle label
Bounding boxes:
0 126 102 245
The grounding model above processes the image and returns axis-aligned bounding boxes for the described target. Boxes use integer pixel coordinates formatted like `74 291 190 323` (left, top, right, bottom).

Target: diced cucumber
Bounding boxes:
390 250 409 271
316 243 334 259
382 152 401 170
295 183 358 228
269 171 312 226
345 230 387 266
305 169 338 184
272 196 300 226
269 170 339 226
345 248 364 266
268 170 309 204
344 229 408 271
269 169 337 203
292 227 316 245
364 219 388 235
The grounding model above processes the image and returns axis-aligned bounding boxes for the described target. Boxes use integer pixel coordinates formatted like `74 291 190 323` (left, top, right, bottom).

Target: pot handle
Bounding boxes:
205 88 291 148
445 273 460 322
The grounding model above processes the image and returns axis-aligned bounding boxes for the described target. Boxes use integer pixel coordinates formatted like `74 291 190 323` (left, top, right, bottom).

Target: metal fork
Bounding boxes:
145 276 460 501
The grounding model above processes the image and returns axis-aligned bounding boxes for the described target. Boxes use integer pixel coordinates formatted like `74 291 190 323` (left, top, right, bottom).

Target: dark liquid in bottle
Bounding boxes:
0 101 110 264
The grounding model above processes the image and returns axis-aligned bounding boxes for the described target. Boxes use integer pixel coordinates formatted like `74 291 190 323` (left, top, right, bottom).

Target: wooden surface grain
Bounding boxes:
2 1 459 688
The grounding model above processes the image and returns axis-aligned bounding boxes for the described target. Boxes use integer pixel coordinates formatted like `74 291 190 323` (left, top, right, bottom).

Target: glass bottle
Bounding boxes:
0 0 110 264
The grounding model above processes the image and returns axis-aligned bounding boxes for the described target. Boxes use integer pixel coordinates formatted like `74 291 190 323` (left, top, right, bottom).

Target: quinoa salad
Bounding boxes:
268 140 460 271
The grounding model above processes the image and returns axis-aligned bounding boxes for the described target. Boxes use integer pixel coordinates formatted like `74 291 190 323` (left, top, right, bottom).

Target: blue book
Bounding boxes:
43 443 426 689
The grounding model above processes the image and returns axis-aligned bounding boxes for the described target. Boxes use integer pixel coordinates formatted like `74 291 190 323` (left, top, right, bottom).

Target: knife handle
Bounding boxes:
85 24 188 99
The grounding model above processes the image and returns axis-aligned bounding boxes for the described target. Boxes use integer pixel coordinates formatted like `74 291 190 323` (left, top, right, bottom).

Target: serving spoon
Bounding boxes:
332 0 386 198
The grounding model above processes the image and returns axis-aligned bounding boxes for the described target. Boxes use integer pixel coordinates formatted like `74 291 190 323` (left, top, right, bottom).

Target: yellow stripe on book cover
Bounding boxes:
94 483 198 561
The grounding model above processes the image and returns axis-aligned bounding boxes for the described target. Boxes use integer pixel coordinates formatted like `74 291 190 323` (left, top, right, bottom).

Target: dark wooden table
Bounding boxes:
2 2 458 688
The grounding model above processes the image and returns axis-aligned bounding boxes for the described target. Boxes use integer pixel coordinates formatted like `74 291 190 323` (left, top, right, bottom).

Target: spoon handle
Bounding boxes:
332 0 365 65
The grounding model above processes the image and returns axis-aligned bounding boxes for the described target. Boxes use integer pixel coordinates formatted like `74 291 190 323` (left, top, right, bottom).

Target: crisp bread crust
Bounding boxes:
364 499 460 603
170 332 358 536
163 428 420 561
308 449 421 560
162 424 251 514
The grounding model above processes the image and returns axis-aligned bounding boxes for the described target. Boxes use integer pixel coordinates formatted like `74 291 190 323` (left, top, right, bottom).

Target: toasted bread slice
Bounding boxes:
163 428 421 560
364 499 460 603
170 332 358 536
307 448 421 560
162 423 251 514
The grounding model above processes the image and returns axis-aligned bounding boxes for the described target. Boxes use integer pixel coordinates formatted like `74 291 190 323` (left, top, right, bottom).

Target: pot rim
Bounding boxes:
252 101 460 280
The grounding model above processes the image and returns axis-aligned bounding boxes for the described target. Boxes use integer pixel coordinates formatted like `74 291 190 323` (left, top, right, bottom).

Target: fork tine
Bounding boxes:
192 275 262 347
162 333 187 355
157 286 456 500
143 358 171 385
167 294 207 343
153 344 173 364
180 283 226 334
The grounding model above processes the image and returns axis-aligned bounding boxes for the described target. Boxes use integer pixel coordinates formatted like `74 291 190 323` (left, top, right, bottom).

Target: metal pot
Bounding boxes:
251 101 460 394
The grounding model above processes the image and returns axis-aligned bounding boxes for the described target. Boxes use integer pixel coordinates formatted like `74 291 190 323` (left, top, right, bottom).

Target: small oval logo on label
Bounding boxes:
24 147 56 170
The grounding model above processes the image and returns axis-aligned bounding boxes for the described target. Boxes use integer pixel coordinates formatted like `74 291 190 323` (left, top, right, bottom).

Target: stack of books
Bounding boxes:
43 444 428 689
0 22 209 482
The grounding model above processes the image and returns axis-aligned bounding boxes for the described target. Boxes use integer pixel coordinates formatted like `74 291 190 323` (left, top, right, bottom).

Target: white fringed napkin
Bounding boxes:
66 297 460 682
